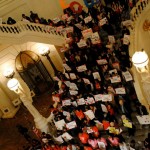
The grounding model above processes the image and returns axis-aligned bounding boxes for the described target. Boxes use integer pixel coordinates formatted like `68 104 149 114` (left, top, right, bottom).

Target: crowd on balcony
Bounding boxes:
10 0 150 150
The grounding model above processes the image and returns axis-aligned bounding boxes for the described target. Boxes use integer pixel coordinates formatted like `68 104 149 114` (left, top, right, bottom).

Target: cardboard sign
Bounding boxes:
94 94 103 102
77 98 85 105
136 115 150 125
70 83 78 90
62 14 69 20
85 97 95 105
83 78 91 84
99 17 107 26
63 64 71 71
52 95 60 102
55 119 66 130
110 76 121 83
123 35 130 45
84 110 95 120
75 23 84 30
93 72 101 81
76 65 87 72
69 90 78 95
102 94 112 102
115 87 126 94
91 32 101 44
97 59 108 65
70 73 77 80
62 132 73 141
122 71 133 82
82 28 93 39
62 99 71 106
66 121 77 129
84 16 92 23
77 40 87 48
108 35 115 43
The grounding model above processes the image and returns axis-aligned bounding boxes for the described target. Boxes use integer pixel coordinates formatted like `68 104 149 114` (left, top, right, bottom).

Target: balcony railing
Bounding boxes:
0 21 66 46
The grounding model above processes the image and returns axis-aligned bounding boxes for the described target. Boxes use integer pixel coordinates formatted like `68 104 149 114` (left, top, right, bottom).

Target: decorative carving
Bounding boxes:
143 20 150 31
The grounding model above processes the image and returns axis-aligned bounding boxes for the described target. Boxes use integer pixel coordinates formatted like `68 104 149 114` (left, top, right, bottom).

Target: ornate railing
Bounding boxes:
0 21 66 46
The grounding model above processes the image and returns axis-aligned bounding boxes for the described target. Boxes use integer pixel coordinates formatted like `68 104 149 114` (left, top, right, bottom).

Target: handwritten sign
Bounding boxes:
115 87 126 94
136 115 150 125
69 90 78 95
62 99 71 106
65 27 74 33
66 121 77 129
122 71 133 82
70 83 78 90
102 94 112 102
54 136 64 143
82 28 93 39
55 119 66 130
94 94 103 102
76 65 87 72
93 72 101 81
85 97 95 105
84 16 92 23
53 17 61 24
97 59 108 65
83 78 91 84
110 76 121 83
62 132 73 141
75 23 84 30
84 110 95 120
77 40 87 48
77 98 85 105
91 32 101 44
70 73 76 80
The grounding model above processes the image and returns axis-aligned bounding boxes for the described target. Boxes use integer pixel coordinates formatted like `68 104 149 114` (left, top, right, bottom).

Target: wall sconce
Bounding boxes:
7 78 19 91
132 51 149 73
39 47 59 75
3 68 15 79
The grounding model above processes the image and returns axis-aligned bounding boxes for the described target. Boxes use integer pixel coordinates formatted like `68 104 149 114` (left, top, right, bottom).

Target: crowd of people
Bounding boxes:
8 0 149 150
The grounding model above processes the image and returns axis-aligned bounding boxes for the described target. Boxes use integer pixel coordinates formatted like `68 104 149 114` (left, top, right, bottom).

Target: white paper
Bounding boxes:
70 83 78 90
98 142 106 149
63 64 71 71
63 111 70 116
84 16 92 23
77 98 85 105
109 69 117 75
75 23 84 30
94 94 103 102
69 90 78 95
76 65 87 72
122 71 133 82
91 32 101 44
62 99 71 106
55 119 66 130
77 40 87 48
54 136 64 143
64 81 71 87
72 101 78 107
82 28 93 39
84 110 95 120
93 72 101 81
136 115 150 125
115 87 126 94
99 17 107 26
85 97 95 105
66 121 77 129
97 59 108 65
86 127 93 133
110 76 121 83
83 78 91 84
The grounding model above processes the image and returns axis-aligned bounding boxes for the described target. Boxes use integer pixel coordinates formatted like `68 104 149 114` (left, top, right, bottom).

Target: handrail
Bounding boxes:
0 21 66 46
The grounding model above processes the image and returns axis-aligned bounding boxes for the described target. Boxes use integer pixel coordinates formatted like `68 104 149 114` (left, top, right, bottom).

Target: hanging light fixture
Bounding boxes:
132 51 149 73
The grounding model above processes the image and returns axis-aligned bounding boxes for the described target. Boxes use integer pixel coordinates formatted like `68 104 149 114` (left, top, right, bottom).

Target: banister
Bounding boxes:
0 21 66 46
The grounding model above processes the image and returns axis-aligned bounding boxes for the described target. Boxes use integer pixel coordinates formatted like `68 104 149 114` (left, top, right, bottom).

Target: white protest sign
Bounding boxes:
82 28 93 39
70 73 77 80
102 94 112 102
62 132 73 141
109 69 117 75
62 99 71 106
115 87 126 94
53 17 61 24
94 94 103 102
65 73 70 79
64 81 71 87
65 27 74 33
77 98 85 105
97 59 108 65
98 142 106 149
83 78 91 84
91 32 101 44
54 136 64 144
84 16 92 23
85 97 95 105
101 104 108 113
70 83 78 90
63 64 71 71
75 23 84 30
110 76 121 83
136 115 150 125
99 17 107 26
108 35 115 43
55 119 66 130
84 110 95 120
77 40 87 48
123 35 130 45
69 90 78 95
66 121 77 129
122 71 133 82
76 65 87 72
72 101 78 107
93 72 101 81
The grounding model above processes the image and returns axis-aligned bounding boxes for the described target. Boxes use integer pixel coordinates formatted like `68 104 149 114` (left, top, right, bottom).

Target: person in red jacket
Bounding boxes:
78 132 89 144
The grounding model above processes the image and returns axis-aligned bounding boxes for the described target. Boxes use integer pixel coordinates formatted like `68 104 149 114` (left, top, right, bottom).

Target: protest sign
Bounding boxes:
97 59 108 65
82 28 93 39
84 110 95 120
115 87 126 94
122 71 133 82
66 121 77 129
76 65 87 72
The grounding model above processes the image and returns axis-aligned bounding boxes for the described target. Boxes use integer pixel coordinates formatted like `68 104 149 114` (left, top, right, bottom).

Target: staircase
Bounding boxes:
0 21 66 46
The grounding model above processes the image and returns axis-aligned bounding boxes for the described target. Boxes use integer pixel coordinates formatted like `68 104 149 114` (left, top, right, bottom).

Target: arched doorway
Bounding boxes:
15 50 54 95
